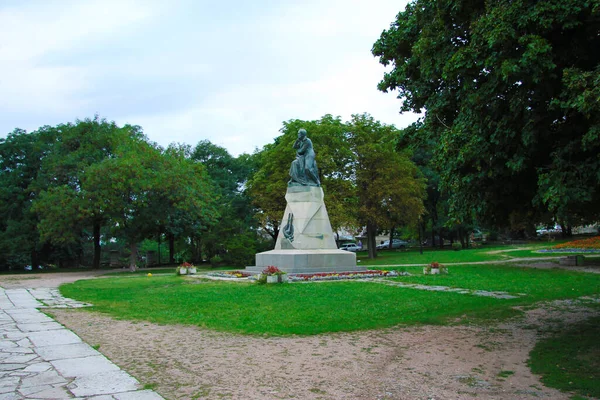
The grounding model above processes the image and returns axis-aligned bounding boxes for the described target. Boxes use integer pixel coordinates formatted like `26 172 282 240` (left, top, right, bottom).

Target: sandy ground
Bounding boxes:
2 269 598 400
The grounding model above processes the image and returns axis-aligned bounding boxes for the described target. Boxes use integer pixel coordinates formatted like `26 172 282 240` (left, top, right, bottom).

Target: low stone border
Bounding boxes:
367 280 525 299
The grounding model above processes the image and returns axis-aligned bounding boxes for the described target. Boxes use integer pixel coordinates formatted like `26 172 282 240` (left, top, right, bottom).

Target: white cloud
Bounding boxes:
0 0 415 155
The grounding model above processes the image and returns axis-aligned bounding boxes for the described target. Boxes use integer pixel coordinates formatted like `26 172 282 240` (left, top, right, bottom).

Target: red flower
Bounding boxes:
262 265 282 275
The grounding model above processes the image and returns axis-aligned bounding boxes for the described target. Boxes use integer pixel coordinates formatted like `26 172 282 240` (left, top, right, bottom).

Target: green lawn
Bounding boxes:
60 265 600 336
386 265 599 301
357 242 595 266
529 316 600 399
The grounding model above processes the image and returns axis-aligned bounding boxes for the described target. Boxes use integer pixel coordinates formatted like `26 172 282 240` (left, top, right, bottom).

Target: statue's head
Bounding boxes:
298 128 307 138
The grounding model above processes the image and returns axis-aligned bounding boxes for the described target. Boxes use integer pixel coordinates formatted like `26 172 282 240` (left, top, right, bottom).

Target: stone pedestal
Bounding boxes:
247 186 365 274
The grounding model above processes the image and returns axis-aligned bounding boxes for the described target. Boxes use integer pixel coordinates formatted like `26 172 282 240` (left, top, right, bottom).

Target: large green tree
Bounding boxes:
348 114 426 258
82 138 217 271
33 117 138 268
373 0 600 231
191 140 257 265
0 128 58 269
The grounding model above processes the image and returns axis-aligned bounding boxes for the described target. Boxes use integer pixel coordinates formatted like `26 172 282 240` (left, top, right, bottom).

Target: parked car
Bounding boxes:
376 239 408 250
340 243 360 252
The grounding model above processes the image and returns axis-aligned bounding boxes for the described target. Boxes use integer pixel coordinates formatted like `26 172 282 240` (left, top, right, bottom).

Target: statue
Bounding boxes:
289 128 320 187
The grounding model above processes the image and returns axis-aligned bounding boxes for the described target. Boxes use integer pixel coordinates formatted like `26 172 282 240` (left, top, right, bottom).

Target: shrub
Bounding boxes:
209 255 222 267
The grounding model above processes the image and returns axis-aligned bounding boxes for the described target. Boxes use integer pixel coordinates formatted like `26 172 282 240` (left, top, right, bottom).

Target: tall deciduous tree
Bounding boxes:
0 128 58 269
191 141 257 265
348 114 426 258
373 0 600 231
33 117 137 268
83 137 217 271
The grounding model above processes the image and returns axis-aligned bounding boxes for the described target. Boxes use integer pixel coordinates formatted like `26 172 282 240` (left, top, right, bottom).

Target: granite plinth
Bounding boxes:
247 249 365 274
275 186 337 250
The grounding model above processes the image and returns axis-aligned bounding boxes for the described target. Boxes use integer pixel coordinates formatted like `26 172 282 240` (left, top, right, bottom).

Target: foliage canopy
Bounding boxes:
373 0 600 228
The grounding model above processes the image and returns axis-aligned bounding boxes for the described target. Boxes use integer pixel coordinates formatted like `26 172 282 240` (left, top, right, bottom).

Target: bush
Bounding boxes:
221 233 257 267
209 255 222 267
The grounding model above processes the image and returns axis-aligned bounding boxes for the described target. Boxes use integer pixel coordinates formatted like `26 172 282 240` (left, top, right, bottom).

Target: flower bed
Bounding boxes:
288 270 403 282
208 270 405 281
207 271 253 279
552 236 600 250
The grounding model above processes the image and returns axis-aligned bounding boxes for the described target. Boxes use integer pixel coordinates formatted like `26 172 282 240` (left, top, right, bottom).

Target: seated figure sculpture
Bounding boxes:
289 128 320 187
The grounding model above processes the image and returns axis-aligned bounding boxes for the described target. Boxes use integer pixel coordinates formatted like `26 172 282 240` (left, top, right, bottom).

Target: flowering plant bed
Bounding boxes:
207 271 253 279
541 236 600 252
288 270 402 282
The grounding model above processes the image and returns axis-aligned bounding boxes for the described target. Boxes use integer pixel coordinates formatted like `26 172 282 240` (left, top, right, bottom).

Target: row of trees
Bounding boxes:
0 117 263 270
0 113 428 270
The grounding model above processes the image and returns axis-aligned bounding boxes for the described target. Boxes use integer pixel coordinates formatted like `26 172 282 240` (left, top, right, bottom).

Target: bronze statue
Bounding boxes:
289 129 320 186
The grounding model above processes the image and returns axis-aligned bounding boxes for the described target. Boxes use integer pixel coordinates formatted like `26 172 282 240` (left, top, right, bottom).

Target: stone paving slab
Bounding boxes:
68 370 141 397
27 329 82 347
35 343 101 361
52 355 121 377
0 287 164 399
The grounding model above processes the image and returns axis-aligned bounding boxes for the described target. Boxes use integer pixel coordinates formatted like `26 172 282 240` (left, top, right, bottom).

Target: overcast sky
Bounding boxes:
0 0 419 156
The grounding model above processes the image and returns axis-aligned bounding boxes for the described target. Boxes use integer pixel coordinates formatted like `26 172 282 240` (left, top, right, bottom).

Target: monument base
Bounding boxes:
246 249 366 274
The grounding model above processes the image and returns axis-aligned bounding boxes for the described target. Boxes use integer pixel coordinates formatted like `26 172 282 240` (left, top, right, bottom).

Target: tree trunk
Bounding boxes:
418 220 423 255
92 221 101 269
388 226 395 250
168 233 175 264
157 233 162 265
367 221 377 259
272 221 280 243
129 242 138 272
31 249 40 270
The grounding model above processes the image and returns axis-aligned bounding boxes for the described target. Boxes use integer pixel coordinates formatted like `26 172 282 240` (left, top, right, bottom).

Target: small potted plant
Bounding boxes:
262 265 283 283
424 262 447 275
277 269 288 283
177 262 194 275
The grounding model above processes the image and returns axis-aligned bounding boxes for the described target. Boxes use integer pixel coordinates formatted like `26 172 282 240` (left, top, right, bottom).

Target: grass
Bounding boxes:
386 264 600 301
59 265 600 336
356 241 576 266
529 316 600 399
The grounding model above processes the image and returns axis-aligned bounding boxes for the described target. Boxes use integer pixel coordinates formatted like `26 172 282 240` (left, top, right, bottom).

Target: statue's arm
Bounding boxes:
296 139 310 155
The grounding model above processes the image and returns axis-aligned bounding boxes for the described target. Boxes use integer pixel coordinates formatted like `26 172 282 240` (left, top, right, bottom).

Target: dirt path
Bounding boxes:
2 271 597 399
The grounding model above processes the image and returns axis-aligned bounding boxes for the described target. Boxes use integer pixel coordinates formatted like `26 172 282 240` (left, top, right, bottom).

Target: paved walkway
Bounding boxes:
0 287 164 400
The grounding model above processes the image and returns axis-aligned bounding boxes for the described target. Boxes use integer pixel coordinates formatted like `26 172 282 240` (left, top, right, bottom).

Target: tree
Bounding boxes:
191 141 258 265
348 114 426 258
373 0 600 231
83 138 218 271
0 128 57 269
33 117 137 268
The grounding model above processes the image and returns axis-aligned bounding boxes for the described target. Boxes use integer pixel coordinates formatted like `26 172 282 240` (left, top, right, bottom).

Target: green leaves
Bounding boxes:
373 0 600 228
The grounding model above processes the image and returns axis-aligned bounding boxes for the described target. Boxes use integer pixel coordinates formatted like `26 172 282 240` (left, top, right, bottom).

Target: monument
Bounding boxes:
247 129 366 274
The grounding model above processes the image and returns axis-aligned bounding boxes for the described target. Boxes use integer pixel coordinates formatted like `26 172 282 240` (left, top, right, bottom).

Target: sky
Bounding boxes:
0 0 419 156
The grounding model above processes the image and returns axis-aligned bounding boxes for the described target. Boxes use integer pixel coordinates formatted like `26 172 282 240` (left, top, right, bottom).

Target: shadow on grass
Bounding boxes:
529 316 600 399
